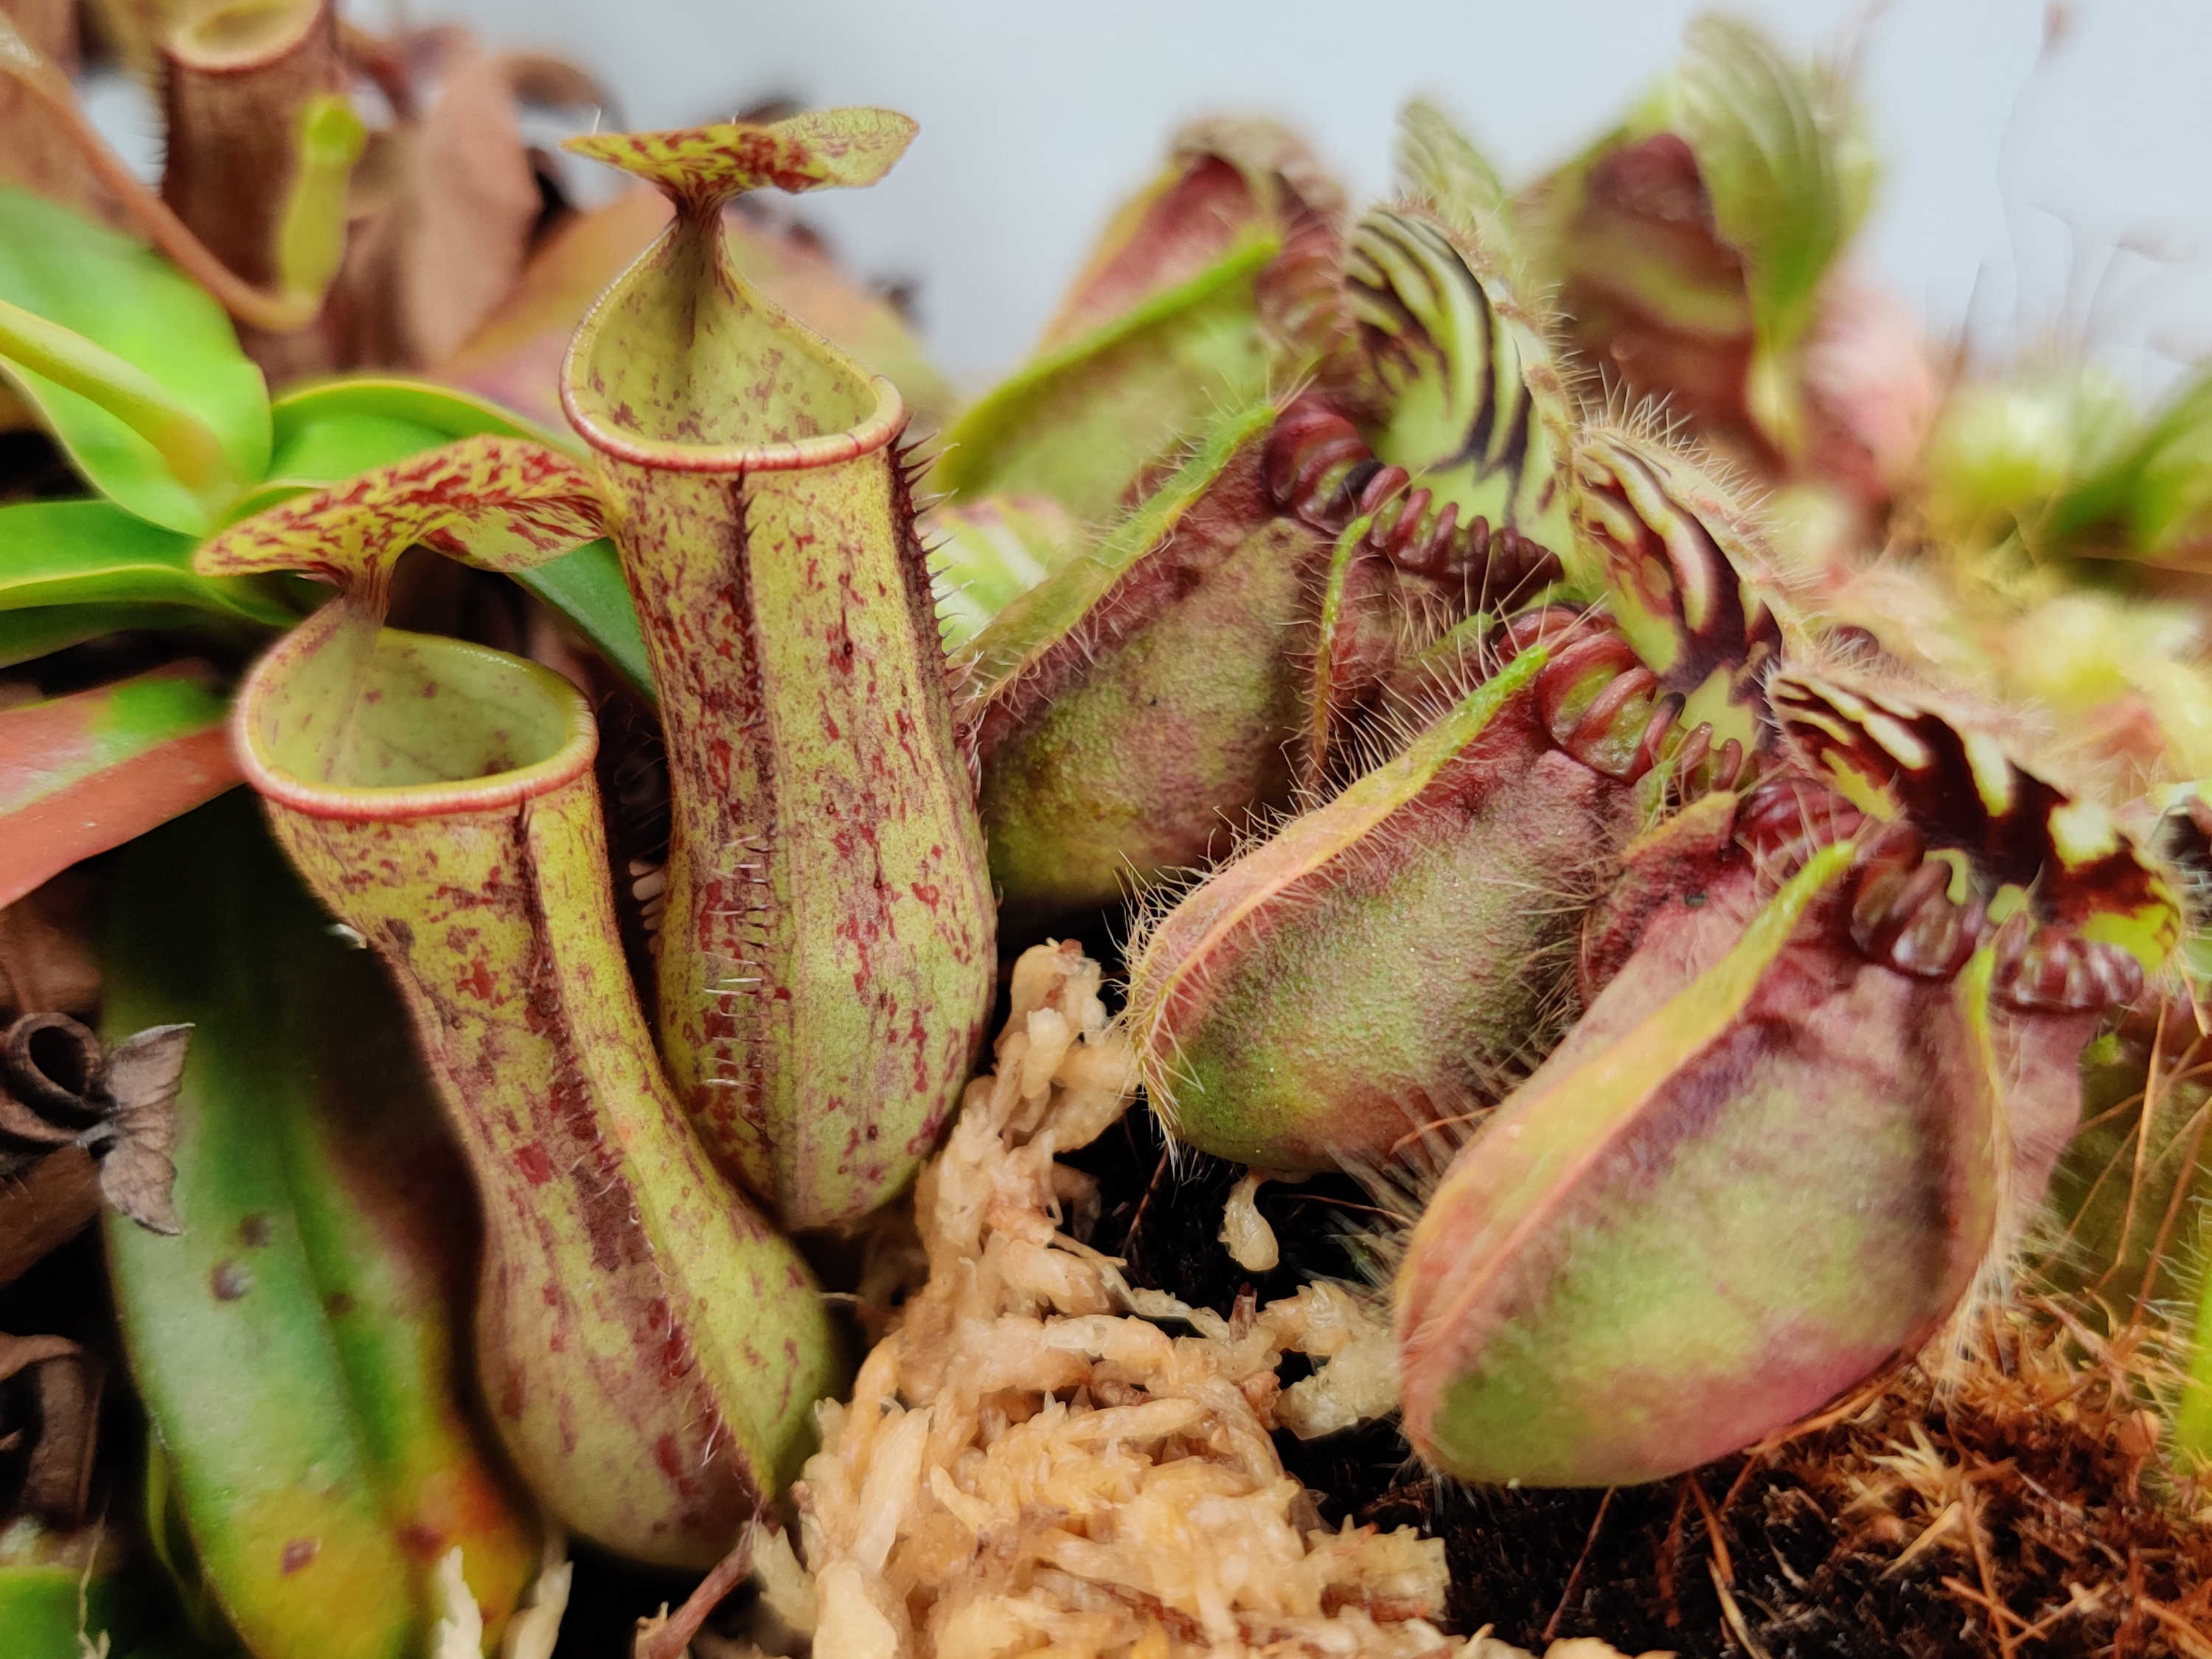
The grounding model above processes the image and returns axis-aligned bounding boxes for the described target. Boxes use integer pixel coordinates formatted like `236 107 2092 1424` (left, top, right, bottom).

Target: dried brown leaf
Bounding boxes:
1 1013 105 1124
91 1021 187 1236
0 874 102 1023
0 1017 188 1259
0 1145 100 1284
389 42 549 366
0 1330 102 1526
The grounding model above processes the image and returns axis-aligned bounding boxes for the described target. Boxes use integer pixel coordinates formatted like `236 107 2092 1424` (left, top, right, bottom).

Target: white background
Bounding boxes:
371 1 2211 393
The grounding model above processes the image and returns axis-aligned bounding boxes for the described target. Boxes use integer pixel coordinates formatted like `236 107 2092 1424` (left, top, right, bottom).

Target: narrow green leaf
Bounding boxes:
103 798 538 1659
0 190 268 534
1 500 296 623
0 602 240 669
0 298 240 519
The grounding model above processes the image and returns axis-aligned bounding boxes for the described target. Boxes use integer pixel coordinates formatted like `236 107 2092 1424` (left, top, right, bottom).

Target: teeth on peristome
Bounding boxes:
1991 919 2146 1013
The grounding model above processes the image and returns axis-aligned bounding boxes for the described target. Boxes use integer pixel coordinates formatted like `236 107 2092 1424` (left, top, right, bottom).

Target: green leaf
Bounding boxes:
239 378 572 514
1929 367 2143 546
933 235 1280 526
1662 15 1863 364
269 375 574 454
232 414 451 518
2048 366 2212 563
925 495 1082 647
513 539 654 699
2131 369 2212 558
0 500 296 623
0 1525 177 1659
0 190 268 534
102 797 539 1659
0 602 240 669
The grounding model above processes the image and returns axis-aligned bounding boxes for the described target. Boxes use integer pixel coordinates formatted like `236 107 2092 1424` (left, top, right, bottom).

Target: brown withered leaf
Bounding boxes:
392 44 584 364
0 1331 102 1526
0 1013 108 1281
0 1147 100 1285
434 186 666 427
335 32 602 369
0 874 103 1023
90 1022 188 1236
0 1015 188 1267
0 1013 105 1133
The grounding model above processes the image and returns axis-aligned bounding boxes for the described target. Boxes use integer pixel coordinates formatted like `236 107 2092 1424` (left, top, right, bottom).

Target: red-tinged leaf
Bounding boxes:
0 666 237 911
434 187 669 434
1037 117 1340 353
0 1 116 221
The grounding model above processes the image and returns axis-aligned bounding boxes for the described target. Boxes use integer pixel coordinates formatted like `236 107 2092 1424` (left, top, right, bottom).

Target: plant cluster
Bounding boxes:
1 7 2211 1658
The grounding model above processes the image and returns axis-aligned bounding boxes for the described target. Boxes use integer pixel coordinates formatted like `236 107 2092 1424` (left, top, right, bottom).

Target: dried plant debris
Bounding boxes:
0 1330 101 1527
1289 1314 2212 1659
735 942 1634 1659
0 877 101 1024
1 1012 187 1281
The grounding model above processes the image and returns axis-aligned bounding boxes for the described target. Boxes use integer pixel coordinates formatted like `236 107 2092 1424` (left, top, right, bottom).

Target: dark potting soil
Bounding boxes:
1068 1099 2212 1658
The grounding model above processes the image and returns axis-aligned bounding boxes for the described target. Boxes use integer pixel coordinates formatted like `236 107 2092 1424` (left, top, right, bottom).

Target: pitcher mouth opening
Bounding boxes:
559 221 906 476
236 623 597 821
168 0 324 71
